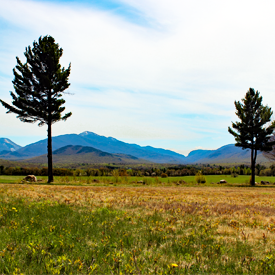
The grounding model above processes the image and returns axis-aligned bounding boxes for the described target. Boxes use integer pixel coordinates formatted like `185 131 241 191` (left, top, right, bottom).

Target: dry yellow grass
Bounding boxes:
2 184 275 243
1 184 275 273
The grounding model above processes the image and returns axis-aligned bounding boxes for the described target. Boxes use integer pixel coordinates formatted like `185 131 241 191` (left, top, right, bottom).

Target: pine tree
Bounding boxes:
0 35 72 183
228 88 275 186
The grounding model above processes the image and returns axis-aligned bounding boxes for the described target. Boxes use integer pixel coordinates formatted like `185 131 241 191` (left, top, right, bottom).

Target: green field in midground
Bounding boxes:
1 174 275 186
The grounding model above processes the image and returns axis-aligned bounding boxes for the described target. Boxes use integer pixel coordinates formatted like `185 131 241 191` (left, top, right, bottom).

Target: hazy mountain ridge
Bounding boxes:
0 132 269 164
187 144 266 164
0 150 29 159
25 145 148 164
185 149 215 163
78 131 187 162
4 132 187 163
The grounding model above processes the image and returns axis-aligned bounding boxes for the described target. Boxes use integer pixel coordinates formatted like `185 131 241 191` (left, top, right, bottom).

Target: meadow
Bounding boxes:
1 174 275 186
1 176 275 274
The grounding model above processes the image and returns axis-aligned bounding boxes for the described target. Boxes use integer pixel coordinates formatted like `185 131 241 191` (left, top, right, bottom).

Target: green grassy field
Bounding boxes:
1 174 275 186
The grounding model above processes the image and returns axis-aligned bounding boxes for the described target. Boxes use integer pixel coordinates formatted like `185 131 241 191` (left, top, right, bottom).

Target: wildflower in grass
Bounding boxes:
89 263 98 273
171 263 178 267
12 207 18 212
49 225 56 232
13 268 23 275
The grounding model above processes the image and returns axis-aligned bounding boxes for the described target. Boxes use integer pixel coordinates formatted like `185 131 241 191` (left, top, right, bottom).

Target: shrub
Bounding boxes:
74 169 82 176
53 168 73 176
195 172 206 184
231 172 238 178
260 168 272 176
85 168 93 177
112 169 119 177
119 169 128 177
161 173 168 178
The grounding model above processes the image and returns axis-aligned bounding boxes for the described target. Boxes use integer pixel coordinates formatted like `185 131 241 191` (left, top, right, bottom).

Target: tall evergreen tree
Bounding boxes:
228 88 275 186
0 35 72 183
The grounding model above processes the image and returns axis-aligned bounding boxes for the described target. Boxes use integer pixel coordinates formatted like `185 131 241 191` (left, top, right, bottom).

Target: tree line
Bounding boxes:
1 164 275 177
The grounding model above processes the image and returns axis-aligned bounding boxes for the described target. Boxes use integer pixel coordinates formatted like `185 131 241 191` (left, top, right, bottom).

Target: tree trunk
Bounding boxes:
47 122 54 183
47 90 53 184
250 145 258 186
251 148 255 186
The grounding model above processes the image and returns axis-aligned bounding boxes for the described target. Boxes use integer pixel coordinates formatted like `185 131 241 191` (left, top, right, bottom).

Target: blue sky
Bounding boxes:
1 0 275 155
36 0 152 26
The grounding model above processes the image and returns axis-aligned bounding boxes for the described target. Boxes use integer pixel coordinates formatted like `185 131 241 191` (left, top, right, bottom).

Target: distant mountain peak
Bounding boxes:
0 138 21 153
108 137 119 142
80 131 100 137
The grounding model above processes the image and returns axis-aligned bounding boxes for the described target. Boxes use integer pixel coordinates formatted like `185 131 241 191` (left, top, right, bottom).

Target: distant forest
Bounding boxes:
1 163 275 177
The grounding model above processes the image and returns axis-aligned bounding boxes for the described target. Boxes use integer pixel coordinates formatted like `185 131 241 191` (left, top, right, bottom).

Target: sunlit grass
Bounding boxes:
1 174 275 186
1 184 275 273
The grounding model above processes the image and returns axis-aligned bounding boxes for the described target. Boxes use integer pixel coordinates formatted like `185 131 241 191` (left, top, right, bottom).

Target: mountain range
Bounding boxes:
24 145 148 164
0 131 187 163
0 131 270 164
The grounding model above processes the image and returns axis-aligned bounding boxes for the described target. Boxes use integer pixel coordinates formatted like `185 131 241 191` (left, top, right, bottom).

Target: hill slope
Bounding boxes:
24 145 149 164
0 150 30 160
186 144 267 164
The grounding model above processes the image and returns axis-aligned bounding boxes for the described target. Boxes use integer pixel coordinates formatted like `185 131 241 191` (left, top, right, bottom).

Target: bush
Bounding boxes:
195 172 206 184
161 173 168 178
53 168 73 176
74 169 82 176
260 168 272 176
85 168 93 177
